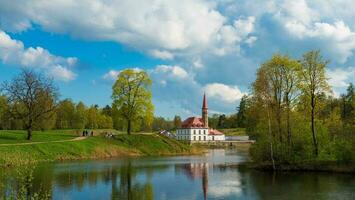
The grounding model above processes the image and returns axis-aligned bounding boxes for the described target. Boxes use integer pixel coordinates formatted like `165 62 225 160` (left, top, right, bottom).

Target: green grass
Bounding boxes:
0 130 200 167
220 128 246 136
0 130 77 144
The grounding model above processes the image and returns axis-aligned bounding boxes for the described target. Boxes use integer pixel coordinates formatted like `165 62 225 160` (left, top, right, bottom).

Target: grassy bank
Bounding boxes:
0 130 201 167
220 128 246 136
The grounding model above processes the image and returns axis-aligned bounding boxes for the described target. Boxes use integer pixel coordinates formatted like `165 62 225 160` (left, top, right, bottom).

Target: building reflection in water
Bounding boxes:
177 162 209 200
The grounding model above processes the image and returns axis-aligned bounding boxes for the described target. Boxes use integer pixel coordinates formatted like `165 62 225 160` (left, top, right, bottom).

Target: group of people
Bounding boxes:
104 132 115 139
82 130 94 137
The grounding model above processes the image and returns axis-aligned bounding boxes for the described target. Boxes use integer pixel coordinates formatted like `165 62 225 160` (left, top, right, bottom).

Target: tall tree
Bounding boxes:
1 70 58 140
73 102 87 129
236 95 248 128
56 99 76 129
173 115 182 129
342 83 354 122
300 50 330 156
254 54 300 142
112 69 154 135
0 96 9 130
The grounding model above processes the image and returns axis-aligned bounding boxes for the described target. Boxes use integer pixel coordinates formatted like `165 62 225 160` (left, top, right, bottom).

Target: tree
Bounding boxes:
0 96 9 130
73 102 87 129
1 70 58 140
237 95 248 128
102 105 113 117
173 115 182 129
342 83 354 122
217 114 226 128
56 99 76 129
86 105 99 129
300 50 330 156
112 69 154 135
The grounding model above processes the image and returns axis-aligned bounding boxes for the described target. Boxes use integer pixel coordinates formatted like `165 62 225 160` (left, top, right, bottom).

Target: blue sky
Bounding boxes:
0 0 354 119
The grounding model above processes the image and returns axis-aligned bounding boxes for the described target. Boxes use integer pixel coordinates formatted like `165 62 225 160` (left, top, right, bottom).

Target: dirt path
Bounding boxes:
0 136 87 146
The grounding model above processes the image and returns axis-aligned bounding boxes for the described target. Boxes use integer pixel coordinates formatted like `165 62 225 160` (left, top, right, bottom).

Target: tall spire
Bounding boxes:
202 93 208 109
202 93 208 127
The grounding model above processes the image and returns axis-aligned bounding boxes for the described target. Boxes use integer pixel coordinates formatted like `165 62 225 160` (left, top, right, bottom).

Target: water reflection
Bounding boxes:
1 149 355 200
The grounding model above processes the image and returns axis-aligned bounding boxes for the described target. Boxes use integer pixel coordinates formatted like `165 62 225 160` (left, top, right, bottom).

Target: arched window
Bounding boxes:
204 136 206 141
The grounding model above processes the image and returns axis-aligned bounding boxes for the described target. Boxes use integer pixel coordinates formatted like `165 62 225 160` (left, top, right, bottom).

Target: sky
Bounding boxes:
0 0 354 119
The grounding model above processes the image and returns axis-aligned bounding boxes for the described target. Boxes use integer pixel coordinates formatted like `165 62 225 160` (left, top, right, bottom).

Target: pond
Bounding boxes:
1 147 355 200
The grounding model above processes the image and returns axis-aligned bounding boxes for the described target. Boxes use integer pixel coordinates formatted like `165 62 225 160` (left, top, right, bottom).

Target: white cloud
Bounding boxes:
102 68 142 81
0 0 256 60
204 83 246 103
272 0 355 64
102 70 120 81
149 49 174 60
327 67 355 88
0 30 77 81
193 57 204 68
152 65 189 80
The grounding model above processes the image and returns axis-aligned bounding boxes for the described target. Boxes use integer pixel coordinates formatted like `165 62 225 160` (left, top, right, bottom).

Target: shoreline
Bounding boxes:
0 134 205 168
216 161 355 173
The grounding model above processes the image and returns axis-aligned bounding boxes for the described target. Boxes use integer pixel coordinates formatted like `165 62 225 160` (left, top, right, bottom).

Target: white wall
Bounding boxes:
176 128 209 141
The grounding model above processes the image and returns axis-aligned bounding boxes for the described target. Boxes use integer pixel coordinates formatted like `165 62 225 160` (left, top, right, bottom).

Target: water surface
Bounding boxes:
1 147 355 200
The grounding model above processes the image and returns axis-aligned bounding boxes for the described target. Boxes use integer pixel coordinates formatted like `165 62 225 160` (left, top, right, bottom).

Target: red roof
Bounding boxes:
181 117 205 128
209 129 223 135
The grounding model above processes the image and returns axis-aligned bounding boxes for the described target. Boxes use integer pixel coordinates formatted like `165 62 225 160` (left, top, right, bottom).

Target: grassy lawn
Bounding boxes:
220 128 246 136
0 130 78 144
0 130 200 167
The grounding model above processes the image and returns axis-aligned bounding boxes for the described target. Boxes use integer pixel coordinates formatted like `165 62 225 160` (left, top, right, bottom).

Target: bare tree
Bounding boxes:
1 70 58 140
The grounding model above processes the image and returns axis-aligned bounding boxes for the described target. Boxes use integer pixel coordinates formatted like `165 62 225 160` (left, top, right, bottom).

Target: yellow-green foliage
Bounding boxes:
220 128 246 136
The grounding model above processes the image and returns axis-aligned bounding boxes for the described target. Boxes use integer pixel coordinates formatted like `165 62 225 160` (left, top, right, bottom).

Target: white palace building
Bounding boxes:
175 94 225 142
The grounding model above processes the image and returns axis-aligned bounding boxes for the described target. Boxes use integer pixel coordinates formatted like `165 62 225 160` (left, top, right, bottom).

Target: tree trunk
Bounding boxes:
127 120 131 135
27 127 32 140
267 108 276 170
311 98 318 156
286 102 291 146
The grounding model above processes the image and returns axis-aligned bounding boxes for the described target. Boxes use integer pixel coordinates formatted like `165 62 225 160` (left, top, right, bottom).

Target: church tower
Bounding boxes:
202 93 208 127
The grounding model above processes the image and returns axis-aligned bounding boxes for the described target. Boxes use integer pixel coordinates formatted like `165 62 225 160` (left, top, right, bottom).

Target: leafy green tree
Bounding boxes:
217 114 226 128
86 105 99 129
73 102 87 129
102 105 113 117
1 70 58 140
0 96 9 130
237 95 248 128
56 99 76 129
112 69 154 134
173 115 182 129
299 50 330 156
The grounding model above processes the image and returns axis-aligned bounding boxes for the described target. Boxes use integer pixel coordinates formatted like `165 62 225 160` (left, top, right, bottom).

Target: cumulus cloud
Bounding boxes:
149 50 174 60
272 0 355 63
0 0 256 59
0 30 77 81
102 68 142 82
204 83 246 103
102 70 120 81
327 67 355 88
152 65 189 80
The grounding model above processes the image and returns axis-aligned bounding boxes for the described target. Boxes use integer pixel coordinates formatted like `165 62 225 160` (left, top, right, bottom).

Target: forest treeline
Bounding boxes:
0 96 245 132
243 50 354 163
0 97 177 132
